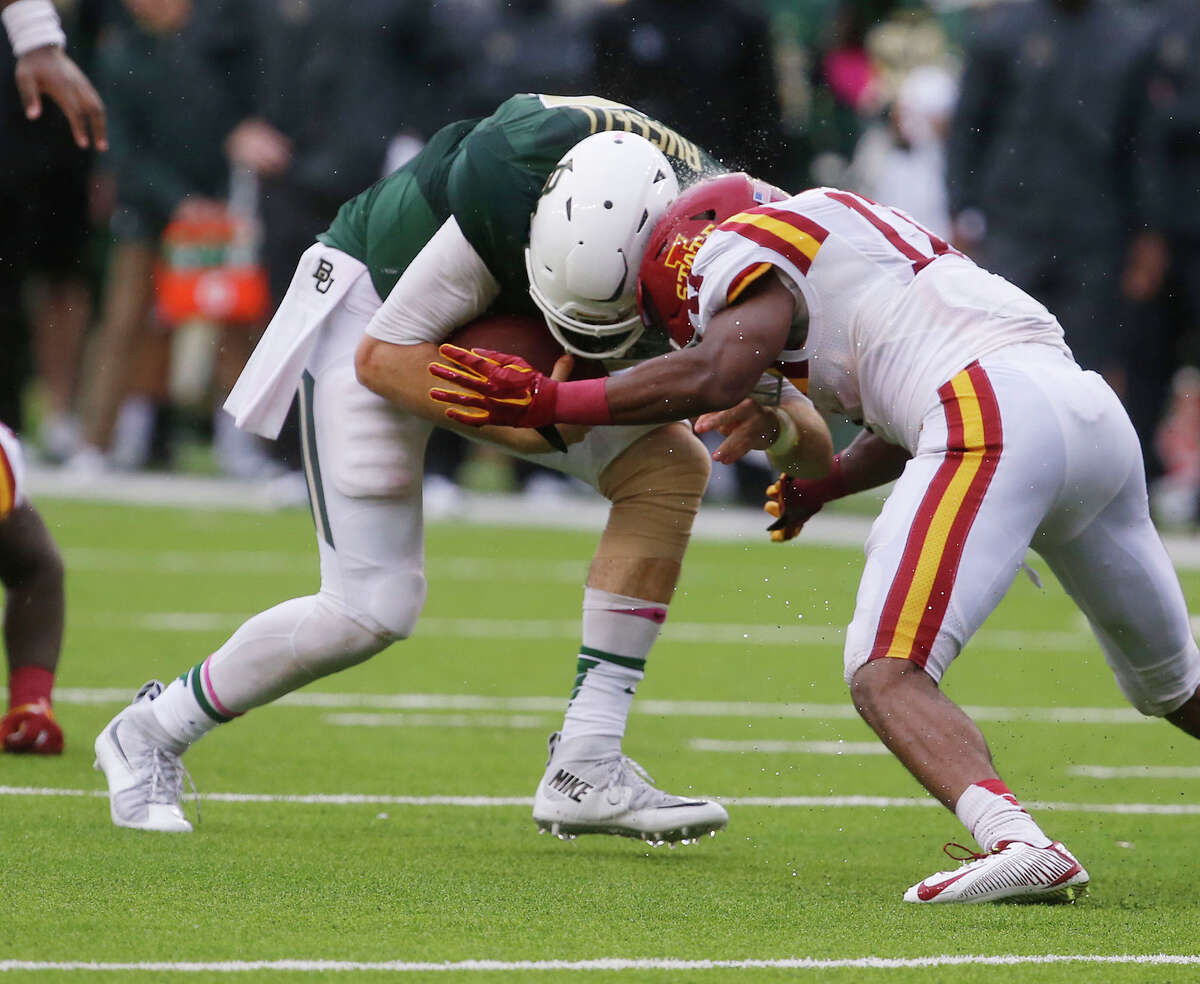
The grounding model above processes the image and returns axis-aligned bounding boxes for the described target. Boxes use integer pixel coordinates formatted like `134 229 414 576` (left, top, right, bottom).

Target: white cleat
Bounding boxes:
904 840 1089 904
532 732 728 844
94 681 194 833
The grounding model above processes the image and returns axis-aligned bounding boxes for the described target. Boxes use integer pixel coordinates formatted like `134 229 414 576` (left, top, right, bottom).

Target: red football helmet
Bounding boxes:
636 172 789 349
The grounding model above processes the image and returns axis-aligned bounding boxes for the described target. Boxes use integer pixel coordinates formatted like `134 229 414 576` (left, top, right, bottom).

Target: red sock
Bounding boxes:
9 665 54 709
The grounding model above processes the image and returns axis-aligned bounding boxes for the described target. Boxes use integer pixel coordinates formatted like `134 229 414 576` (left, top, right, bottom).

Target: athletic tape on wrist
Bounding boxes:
3 0 67 57
765 406 799 461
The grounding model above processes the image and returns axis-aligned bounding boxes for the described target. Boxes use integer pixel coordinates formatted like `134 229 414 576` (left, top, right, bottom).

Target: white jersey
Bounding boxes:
690 187 1071 451
0 422 27 520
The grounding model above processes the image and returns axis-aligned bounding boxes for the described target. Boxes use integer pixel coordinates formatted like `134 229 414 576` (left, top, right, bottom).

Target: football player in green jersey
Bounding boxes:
95 94 732 843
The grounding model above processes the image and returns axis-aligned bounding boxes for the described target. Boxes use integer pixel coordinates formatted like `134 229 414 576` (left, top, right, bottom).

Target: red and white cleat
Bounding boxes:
904 840 1089 904
1 699 64 755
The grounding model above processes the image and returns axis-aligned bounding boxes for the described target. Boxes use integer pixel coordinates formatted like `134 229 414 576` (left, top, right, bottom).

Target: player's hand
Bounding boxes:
429 345 559 429
695 398 782 464
224 117 292 176
764 473 835 542
15 45 107 150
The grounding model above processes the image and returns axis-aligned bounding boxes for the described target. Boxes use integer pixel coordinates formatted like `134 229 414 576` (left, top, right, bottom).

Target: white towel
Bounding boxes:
224 244 368 438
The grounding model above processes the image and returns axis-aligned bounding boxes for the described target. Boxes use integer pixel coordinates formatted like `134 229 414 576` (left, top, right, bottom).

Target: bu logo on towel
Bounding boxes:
313 258 335 293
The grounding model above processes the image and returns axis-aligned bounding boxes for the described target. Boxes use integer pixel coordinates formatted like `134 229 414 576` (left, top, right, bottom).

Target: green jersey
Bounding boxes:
319 93 722 312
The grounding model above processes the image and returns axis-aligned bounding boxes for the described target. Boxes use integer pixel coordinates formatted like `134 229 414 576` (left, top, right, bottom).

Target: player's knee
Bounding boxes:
0 504 63 590
596 424 710 562
848 656 933 717
341 568 428 642
1112 642 1200 718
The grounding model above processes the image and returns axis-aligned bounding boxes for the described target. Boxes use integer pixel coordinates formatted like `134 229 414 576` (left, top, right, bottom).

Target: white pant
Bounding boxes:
844 343 1200 717
295 268 660 637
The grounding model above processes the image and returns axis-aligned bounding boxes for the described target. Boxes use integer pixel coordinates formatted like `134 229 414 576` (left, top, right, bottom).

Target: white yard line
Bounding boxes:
74 610 1092 653
324 713 548 730
3 954 1200 973
51 688 1152 724
28 467 1200 569
4 786 1197 815
1069 765 1200 779
690 739 891 756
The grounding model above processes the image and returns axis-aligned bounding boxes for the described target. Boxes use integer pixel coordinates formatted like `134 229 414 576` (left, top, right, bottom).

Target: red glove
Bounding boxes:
1 699 64 755
429 344 612 431
764 457 848 542
429 345 559 428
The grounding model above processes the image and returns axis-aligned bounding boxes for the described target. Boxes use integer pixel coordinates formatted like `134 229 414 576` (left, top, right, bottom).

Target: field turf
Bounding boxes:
3 497 1200 982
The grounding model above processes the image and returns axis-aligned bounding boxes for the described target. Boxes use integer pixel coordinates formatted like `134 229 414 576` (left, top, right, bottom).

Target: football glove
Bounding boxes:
1 700 63 754
429 345 560 429
764 458 847 542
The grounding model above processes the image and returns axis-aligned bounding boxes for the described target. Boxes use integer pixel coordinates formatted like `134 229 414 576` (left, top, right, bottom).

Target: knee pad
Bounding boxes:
595 423 710 565
1108 640 1200 717
336 567 428 642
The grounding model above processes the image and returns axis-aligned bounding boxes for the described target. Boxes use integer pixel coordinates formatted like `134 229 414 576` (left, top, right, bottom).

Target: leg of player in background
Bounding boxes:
531 422 729 843
0 503 66 754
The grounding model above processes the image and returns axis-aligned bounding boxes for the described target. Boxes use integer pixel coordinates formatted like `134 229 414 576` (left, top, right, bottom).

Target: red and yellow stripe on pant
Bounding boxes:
870 362 1003 668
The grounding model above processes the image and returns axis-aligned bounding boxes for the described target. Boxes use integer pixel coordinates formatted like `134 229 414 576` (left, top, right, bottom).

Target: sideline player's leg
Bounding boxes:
844 361 1087 903
0 427 66 754
94 278 428 831
524 422 729 843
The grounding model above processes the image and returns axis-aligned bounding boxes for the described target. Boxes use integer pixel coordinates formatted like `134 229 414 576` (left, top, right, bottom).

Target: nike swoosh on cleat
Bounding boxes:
108 723 130 766
659 802 714 809
916 869 972 901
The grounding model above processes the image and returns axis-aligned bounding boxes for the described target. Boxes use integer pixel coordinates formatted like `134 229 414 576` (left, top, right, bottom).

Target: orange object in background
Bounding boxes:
156 210 270 326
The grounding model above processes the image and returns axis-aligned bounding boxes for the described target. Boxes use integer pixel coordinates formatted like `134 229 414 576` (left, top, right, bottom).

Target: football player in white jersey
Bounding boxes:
431 173 1200 903
0 423 66 753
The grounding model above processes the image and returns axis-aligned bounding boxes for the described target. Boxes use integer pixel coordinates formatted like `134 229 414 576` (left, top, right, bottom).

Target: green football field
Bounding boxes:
4 497 1200 983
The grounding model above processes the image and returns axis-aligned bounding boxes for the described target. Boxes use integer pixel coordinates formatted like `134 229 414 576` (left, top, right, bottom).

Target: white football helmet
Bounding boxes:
525 131 680 359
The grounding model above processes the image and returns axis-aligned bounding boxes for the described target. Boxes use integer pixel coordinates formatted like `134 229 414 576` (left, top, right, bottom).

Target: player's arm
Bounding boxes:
353 218 572 454
3 0 107 150
430 272 795 428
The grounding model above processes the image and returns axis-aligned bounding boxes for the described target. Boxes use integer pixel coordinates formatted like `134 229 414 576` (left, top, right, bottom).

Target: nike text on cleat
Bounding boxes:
532 731 728 844
93 680 194 833
904 840 1089 904
1 699 64 755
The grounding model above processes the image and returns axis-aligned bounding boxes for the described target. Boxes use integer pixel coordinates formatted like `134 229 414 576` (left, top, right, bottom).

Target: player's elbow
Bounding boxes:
354 335 388 396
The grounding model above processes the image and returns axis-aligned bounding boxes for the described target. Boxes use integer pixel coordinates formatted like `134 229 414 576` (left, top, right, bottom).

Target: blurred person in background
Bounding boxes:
947 0 1171 476
850 63 956 239
0 0 105 757
69 0 252 474
1141 0 1200 522
202 0 441 484
419 0 596 512
0 0 104 456
588 0 789 504
0 422 65 753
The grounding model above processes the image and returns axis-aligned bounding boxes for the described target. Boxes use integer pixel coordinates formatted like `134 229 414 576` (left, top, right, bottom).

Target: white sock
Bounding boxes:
150 594 394 747
150 659 235 747
559 588 666 750
955 779 1052 853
